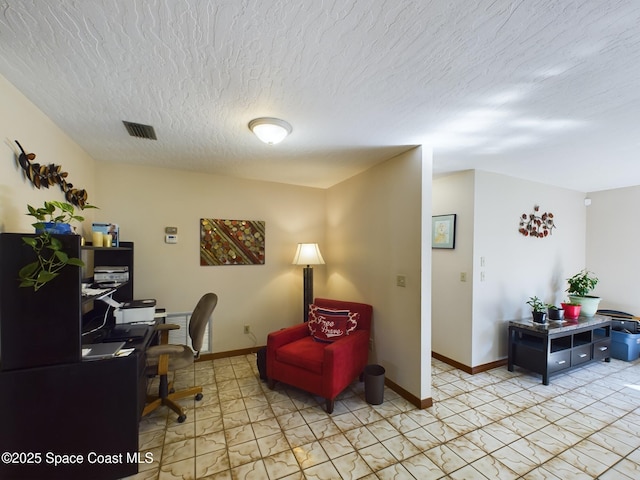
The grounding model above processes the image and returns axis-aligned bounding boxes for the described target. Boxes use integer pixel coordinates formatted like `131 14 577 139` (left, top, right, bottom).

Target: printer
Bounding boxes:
94 266 129 284
114 299 156 324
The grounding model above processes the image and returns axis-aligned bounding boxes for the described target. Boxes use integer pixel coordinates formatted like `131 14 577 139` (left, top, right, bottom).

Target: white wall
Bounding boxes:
472 171 587 366
586 186 640 314
0 74 97 234
433 169 588 368
432 171 475 366
93 162 326 353
326 147 430 403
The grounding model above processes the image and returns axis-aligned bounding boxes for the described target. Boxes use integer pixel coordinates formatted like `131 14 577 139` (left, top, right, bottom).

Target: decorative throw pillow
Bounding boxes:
308 304 359 342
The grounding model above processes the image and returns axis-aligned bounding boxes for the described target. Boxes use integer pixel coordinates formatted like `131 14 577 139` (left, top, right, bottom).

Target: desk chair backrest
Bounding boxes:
189 293 218 355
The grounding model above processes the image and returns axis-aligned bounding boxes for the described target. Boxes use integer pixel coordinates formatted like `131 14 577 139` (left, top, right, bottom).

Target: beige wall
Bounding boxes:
472 171 587 366
432 171 475 366
587 186 640 314
433 170 587 368
326 147 430 402
0 74 97 234
1 71 434 402
93 162 326 353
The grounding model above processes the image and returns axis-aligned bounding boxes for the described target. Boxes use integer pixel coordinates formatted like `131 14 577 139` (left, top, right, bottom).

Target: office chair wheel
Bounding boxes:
195 393 203 401
177 414 187 423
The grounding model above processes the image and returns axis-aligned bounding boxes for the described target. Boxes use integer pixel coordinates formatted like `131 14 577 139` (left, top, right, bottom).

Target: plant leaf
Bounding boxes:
18 262 39 278
66 258 84 267
49 237 62 250
37 270 58 283
53 250 69 262
22 236 37 247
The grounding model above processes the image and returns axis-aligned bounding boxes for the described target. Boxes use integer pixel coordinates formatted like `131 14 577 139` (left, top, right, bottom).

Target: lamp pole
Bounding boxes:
302 265 313 322
292 243 325 322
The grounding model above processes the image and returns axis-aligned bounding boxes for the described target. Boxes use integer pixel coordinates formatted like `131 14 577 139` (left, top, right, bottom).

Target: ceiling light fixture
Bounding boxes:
248 117 292 145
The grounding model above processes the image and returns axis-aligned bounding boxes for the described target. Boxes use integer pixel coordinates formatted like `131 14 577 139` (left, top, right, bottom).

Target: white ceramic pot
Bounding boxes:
568 295 601 317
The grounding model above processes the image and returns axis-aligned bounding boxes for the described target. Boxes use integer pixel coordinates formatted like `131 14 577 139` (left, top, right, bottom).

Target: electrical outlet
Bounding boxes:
244 325 250 334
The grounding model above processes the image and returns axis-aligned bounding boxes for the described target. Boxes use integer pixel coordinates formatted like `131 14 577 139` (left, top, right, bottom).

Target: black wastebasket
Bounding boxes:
364 364 385 405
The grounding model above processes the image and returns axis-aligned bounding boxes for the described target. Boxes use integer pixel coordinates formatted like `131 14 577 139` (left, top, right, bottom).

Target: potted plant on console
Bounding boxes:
18 200 91 291
547 304 565 321
566 269 600 317
0 200 96 371
560 301 581 321
527 296 547 323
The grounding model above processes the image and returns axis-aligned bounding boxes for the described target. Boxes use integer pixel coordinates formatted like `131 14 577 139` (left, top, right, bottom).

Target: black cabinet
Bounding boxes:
90 241 134 302
508 316 612 385
0 356 139 479
0 233 82 370
0 233 143 479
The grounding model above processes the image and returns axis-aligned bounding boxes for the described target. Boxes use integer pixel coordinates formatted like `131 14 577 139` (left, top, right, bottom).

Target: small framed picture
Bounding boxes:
432 214 456 249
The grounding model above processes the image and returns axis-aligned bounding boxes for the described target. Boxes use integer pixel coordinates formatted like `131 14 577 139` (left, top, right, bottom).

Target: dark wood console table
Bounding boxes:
508 315 611 385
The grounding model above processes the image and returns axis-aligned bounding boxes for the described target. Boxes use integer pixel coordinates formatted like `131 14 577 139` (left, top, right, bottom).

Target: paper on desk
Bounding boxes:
116 348 135 357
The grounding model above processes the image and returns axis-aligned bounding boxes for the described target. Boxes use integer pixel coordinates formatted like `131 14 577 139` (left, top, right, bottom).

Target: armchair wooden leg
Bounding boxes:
325 399 334 414
267 379 276 390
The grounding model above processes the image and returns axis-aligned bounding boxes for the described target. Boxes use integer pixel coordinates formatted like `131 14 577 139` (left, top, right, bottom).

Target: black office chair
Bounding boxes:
142 292 218 422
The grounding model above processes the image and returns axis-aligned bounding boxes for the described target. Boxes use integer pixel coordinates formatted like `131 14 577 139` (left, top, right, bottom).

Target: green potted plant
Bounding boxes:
566 270 600 317
526 296 547 323
18 200 95 291
547 304 565 321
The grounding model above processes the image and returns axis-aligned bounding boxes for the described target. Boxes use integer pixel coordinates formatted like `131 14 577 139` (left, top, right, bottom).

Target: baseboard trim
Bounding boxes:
197 346 264 362
384 377 433 409
432 351 507 374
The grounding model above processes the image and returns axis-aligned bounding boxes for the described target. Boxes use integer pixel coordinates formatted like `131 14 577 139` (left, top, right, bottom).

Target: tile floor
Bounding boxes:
123 354 640 480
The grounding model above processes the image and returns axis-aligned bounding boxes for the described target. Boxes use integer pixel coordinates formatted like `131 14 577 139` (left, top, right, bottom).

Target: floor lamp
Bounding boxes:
292 243 325 322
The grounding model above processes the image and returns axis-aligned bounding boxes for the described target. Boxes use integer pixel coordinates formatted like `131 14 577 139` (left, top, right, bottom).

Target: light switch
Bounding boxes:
396 275 406 287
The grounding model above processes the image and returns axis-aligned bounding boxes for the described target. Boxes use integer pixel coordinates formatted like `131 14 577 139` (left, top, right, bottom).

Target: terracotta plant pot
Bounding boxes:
561 303 581 320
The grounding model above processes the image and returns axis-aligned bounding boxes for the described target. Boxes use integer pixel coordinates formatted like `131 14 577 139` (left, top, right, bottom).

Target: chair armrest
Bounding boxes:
155 323 180 344
156 323 181 331
324 330 370 374
267 323 309 350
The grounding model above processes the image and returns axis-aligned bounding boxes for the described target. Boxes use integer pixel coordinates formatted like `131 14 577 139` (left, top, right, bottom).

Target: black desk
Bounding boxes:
0 324 156 480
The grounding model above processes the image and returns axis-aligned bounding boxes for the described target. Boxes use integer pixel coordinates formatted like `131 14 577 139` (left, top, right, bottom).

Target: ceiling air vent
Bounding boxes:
123 121 157 140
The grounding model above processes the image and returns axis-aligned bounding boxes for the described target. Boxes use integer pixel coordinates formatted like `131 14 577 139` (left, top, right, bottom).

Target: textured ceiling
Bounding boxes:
0 1 639 191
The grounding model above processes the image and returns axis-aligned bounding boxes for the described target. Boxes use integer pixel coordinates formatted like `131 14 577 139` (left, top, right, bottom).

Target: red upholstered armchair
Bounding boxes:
266 298 373 413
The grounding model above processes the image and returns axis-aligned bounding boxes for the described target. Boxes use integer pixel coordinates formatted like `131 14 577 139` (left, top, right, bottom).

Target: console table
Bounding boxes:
508 315 611 385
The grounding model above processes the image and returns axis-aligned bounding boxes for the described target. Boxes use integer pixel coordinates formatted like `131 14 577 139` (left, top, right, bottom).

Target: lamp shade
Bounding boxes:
292 243 325 266
249 117 292 145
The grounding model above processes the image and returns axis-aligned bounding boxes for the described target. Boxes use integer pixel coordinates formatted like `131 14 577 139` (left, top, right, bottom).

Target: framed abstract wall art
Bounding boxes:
200 219 265 265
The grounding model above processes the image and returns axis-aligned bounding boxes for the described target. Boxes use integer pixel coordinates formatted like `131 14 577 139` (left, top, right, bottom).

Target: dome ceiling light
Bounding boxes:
248 117 292 145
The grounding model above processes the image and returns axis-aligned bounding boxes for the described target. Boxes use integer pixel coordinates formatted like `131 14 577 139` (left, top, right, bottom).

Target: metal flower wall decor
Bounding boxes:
519 205 556 238
14 140 90 208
